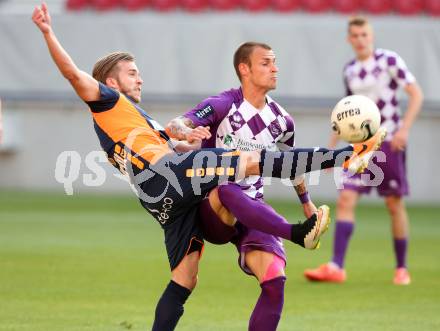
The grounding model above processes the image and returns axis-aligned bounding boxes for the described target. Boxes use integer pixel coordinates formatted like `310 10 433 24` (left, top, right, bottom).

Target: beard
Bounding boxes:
122 87 141 103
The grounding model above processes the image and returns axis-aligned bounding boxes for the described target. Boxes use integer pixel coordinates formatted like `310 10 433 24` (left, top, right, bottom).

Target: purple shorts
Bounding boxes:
232 220 286 276
198 198 286 276
341 141 409 197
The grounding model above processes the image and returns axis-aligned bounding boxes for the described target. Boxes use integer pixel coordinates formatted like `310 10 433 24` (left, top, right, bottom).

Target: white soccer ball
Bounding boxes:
331 95 381 143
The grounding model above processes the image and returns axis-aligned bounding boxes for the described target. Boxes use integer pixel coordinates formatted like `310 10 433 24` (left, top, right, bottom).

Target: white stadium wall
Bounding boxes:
1 103 439 203
0 9 439 202
0 11 439 103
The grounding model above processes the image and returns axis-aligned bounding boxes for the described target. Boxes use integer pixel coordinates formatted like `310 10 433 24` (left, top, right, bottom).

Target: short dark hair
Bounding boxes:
92 52 135 84
233 42 272 81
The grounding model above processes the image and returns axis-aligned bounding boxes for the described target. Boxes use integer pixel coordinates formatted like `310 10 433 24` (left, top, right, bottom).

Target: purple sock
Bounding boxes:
217 184 292 240
393 238 408 269
249 276 286 331
332 221 354 268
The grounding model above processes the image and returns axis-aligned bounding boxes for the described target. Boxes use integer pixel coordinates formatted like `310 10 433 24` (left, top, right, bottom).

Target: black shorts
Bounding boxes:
135 148 240 270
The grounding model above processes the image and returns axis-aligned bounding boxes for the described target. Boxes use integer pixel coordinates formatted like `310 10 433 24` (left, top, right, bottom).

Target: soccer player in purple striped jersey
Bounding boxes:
167 42 329 331
304 16 423 286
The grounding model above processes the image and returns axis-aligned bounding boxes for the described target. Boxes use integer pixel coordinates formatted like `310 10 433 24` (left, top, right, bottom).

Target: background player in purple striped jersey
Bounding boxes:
167 42 327 331
304 16 423 285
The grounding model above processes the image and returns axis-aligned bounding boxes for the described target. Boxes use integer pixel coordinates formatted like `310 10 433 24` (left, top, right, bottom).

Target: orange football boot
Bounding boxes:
393 268 411 285
304 263 347 283
343 127 387 174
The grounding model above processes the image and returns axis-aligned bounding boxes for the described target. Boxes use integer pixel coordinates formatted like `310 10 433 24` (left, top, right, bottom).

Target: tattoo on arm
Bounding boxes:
167 116 194 140
293 179 307 196
182 117 196 129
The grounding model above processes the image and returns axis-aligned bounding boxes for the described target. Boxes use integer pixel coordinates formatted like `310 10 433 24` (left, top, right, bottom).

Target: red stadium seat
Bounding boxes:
272 0 301 12
301 0 331 13
121 0 150 10
181 0 209 11
393 0 424 15
332 0 361 13
66 0 90 10
151 0 179 10
91 0 120 10
242 0 271 11
426 0 440 16
362 0 392 14
210 0 240 10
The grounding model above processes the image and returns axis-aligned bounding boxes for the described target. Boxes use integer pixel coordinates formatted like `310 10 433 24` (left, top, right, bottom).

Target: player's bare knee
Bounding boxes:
172 272 198 290
337 196 351 212
246 251 285 283
337 190 357 212
172 251 200 290
185 275 198 290
385 196 404 218
208 188 235 226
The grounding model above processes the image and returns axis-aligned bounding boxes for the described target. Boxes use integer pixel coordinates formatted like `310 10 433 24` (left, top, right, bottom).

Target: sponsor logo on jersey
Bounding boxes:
146 197 174 225
269 122 282 137
229 112 245 130
113 144 145 174
235 138 269 151
223 134 274 151
223 134 234 147
195 104 214 119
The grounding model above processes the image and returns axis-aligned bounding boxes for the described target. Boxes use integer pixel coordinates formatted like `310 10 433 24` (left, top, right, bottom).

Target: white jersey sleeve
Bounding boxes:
385 50 416 89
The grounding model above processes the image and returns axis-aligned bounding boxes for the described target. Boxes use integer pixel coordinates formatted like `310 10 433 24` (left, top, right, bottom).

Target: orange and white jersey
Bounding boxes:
87 83 173 175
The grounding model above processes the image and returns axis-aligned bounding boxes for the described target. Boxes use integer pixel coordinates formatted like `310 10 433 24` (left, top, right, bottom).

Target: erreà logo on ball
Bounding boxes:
337 108 361 121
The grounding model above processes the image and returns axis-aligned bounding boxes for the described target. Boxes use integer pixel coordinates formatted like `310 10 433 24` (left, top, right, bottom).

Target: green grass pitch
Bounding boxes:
1 191 439 331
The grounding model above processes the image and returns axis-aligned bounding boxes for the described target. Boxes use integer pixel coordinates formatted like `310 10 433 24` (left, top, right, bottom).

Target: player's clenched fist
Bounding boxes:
32 2 52 34
186 126 211 143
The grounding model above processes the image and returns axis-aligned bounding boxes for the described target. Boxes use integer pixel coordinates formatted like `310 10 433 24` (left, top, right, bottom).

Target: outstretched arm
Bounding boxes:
166 116 211 143
32 3 99 102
